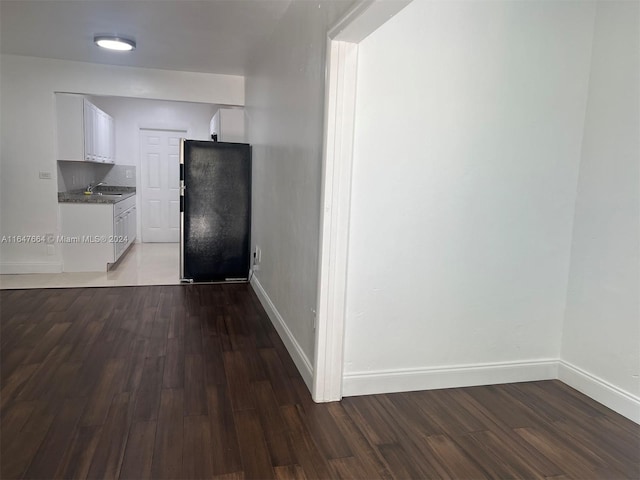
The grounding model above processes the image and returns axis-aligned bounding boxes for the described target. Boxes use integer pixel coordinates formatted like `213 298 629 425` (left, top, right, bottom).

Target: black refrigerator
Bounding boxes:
180 140 251 283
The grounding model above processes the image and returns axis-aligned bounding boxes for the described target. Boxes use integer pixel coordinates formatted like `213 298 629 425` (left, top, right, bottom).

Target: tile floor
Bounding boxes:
0 243 180 289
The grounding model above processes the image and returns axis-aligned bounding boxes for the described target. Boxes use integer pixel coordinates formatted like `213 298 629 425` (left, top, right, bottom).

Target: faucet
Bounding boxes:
86 182 106 193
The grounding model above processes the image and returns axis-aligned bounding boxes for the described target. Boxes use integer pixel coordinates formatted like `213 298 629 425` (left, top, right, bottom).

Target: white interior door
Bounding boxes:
140 129 184 242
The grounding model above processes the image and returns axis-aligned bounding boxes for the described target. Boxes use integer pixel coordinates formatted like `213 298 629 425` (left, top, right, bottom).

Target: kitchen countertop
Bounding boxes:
58 187 136 204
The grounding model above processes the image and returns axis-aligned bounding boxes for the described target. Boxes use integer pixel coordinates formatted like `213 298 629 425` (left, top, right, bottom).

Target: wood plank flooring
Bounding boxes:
1 284 638 479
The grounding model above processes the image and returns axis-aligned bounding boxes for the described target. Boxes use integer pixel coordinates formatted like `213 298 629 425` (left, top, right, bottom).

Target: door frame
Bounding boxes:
313 0 413 402
138 127 188 243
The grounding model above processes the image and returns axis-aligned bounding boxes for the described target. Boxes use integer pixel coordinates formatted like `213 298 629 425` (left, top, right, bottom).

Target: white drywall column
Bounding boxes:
560 1 640 422
313 0 414 402
314 39 359 402
342 0 596 395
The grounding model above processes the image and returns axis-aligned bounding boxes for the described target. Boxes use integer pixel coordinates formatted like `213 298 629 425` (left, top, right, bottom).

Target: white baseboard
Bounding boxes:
343 359 559 397
558 360 640 424
343 359 639 424
250 275 314 390
0 262 63 274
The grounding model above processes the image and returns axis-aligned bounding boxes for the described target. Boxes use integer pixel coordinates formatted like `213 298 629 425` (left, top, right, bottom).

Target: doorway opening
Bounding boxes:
0 96 245 289
313 0 412 401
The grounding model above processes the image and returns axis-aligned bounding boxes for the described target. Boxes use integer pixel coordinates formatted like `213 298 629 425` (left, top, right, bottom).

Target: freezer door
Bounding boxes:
181 140 251 282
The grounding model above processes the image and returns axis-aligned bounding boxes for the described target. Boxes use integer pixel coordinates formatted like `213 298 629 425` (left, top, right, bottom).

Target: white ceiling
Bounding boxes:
0 0 293 76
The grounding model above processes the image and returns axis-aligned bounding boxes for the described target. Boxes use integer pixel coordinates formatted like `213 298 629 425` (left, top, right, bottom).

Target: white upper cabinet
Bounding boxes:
82 98 94 162
209 108 245 143
56 93 115 164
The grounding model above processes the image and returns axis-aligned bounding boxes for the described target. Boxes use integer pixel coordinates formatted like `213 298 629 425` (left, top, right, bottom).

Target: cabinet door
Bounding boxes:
121 213 127 253
121 213 127 255
114 215 121 259
92 105 101 162
83 100 94 162
107 115 115 163
95 109 102 162
124 208 133 248
130 206 137 244
99 109 107 163
102 111 110 163
94 105 101 162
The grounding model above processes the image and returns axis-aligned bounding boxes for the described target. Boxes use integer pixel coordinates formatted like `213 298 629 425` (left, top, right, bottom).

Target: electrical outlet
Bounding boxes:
72 175 77 185
311 308 317 329
253 246 262 272
46 244 55 256
126 169 133 179
39 171 52 180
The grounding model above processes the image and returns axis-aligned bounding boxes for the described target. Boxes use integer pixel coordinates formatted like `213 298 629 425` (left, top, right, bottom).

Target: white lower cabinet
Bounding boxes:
60 195 136 272
114 201 136 261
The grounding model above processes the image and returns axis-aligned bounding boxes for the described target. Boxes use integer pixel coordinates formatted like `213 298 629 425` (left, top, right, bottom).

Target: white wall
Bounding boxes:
57 160 114 192
0 54 243 273
245 0 351 386
561 1 640 419
343 0 596 394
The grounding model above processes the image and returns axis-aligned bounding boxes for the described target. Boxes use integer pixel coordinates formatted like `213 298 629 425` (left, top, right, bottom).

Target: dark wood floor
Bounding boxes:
1 284 638 480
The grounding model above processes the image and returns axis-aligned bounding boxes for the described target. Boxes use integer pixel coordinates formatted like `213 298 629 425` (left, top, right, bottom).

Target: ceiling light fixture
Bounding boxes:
94 35 136 51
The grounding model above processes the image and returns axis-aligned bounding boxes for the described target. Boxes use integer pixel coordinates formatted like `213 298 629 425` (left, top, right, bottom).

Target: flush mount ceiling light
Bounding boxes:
94 35 136 51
